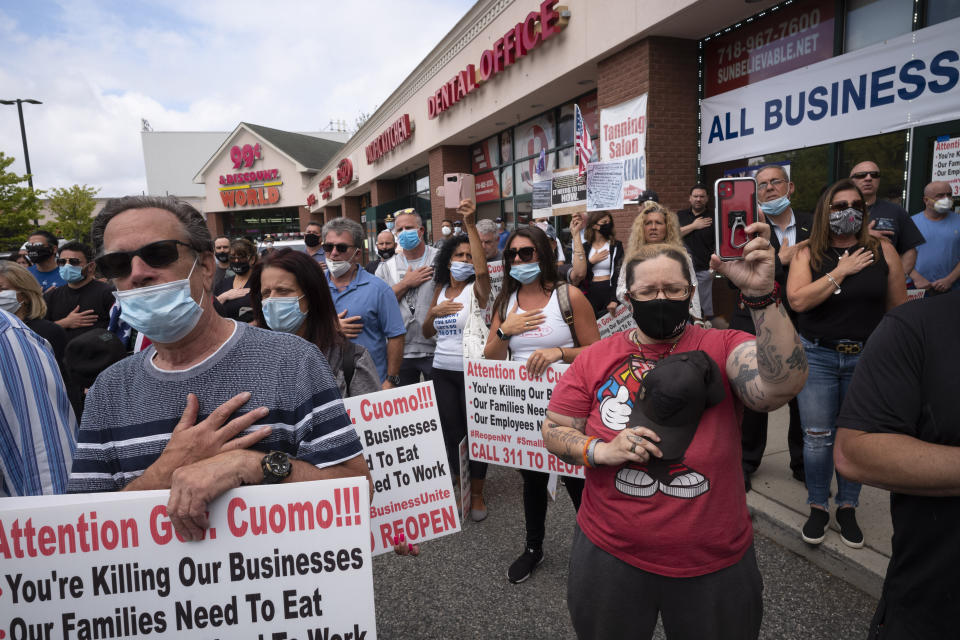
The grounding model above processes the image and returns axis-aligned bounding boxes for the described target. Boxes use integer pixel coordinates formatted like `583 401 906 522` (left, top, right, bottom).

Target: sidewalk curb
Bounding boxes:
748 490 887 599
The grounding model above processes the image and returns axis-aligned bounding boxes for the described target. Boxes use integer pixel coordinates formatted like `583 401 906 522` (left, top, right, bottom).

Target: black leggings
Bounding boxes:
431 367 487 480
519 468 583 550
585 280 613 319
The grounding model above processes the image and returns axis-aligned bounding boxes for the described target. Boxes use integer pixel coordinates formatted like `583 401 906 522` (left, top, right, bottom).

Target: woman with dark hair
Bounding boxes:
215 237 258 322
787 178 906 548
250 248 380 398
421 200 491 521
484 225 600 584
570 210 624 318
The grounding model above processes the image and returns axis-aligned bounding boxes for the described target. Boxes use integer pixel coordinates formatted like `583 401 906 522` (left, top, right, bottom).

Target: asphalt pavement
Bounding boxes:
371 462 879 640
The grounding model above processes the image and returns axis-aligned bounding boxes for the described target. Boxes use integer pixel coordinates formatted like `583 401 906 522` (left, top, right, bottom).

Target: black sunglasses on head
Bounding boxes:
322 242 355 254
96 239 192 279
503 246 536 263
851 171 880 179
56 257 84 267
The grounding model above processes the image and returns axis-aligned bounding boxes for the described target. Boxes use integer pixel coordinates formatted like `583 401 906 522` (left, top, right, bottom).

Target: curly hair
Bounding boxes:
624 202 683 259
433 234 474 285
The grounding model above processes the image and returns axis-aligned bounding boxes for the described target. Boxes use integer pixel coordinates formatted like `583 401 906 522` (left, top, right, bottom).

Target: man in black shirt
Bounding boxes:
849 160 925 275
44 241 115 343
836 291 960 638
366 230 397 274
677 184 715 320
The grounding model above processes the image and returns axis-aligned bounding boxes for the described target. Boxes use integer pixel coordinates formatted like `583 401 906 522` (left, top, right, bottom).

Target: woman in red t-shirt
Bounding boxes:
542 233 807 640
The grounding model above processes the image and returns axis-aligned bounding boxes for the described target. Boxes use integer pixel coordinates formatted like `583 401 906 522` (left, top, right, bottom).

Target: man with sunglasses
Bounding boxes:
44 241 114 342
68 196 370 542
849 160 925 276
26 230 66 292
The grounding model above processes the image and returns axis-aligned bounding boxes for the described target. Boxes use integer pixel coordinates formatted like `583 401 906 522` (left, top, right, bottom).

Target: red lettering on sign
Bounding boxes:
337 158 354 188
365 114 414 164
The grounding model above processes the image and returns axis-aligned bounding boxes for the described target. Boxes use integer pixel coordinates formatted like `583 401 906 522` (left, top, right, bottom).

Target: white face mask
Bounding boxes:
933 197 953 214
441 227 452 236
0 290 21 314
325 257 353 278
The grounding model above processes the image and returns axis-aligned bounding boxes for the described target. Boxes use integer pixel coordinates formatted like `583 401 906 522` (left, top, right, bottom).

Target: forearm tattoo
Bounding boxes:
542 417 589 466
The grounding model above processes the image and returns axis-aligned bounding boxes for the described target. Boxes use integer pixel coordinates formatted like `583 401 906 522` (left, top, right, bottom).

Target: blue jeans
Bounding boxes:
796 337 862 510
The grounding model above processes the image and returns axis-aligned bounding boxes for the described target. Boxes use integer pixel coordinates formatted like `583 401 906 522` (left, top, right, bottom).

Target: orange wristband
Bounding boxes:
582 436 599 468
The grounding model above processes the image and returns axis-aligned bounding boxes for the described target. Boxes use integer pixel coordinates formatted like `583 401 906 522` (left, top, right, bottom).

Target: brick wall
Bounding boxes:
370 179 397 207
428 146 471 231
342 196 362 224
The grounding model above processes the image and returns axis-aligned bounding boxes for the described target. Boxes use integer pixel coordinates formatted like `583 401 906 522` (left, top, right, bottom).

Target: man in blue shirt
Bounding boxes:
26 230 66 291
911 180 960 294
323 217 405 385
304 220 326 267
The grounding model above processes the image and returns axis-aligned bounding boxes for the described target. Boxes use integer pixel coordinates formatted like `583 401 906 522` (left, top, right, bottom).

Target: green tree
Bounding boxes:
47 184 100 243
0 151 42 251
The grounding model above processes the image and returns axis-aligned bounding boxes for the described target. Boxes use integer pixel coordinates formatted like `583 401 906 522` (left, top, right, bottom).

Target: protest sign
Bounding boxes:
531 174 553 219
932 135 960 196
464 359 584 479
550 168 587 217
597 304 637 339
586 161 624 212
483 260 504 325
0 477 376 640
345 383 461 556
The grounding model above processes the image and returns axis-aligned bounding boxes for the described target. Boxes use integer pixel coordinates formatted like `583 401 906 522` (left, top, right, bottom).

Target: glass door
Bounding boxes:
909 119 960 212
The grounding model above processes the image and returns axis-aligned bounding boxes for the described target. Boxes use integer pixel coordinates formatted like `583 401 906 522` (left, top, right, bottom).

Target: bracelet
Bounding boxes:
825 272 842 295
738 281 781 309
582 436 599 468
587 437 600 468
558 347 565 362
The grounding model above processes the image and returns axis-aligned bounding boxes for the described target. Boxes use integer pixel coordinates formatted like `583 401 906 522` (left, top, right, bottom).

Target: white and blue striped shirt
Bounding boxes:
0 309 77 496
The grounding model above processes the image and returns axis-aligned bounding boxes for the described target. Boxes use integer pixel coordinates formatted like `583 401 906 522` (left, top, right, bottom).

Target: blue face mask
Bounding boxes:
385 221 395 230
262 296 306 334
113 258 204 343
397 228 421 251
758 196 791 217
450 262 475 282
509 262 541 284
59 264 85 283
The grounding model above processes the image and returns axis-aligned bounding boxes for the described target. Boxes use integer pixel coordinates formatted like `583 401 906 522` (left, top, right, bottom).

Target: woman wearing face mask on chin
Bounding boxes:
214 238 258 322
787 179 906 550
485 225 600 584
248 249 380 398
569 210 624 319
422 200 491 521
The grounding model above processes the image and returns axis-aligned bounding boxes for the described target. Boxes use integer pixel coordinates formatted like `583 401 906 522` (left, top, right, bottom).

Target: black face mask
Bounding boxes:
231 262 250 275
378 247 396 260
27 245 54 261
598 222 614 237
631 298 690 340
215 251 230 264
304 233 321 248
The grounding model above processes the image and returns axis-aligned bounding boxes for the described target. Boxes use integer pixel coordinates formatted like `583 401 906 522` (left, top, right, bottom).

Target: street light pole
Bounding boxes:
0 98 42 190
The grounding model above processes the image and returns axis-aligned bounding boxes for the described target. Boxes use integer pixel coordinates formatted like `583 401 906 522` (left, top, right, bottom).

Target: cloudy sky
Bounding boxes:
0 0 474 197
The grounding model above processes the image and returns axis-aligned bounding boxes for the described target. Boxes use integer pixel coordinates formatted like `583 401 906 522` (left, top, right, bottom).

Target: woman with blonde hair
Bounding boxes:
616 202 702 320
0 260 68 365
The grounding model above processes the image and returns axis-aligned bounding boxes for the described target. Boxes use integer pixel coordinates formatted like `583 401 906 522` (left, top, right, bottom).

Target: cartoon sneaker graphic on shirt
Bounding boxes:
597 352 724 500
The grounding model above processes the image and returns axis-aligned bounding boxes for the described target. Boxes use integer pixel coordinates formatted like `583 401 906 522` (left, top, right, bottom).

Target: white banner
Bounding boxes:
345 383 461 555
0 478 376 640
464 359 584 478
600 94 648 201
701 17 960 165
596 304 637 339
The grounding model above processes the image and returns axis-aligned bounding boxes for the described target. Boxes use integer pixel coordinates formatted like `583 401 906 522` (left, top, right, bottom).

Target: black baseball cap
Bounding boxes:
64 329 127 390
636 189 659 204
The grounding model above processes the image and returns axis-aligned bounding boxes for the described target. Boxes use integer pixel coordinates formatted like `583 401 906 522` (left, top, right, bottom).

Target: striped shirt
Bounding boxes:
68 321 362 492
0 309 77 496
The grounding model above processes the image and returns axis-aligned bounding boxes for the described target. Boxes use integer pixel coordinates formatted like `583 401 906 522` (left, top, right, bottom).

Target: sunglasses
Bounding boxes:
850 171 880 179
503 246 537 263
829 200 865 212
322 243 355 254
56 257 84 267
97 239 192 279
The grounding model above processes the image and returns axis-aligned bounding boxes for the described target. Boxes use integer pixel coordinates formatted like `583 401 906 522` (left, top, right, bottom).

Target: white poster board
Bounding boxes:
464 359 584 478
599 93 648 201
344 382 460 555
586 161 625 212
932 136 960 196
550 167 587 218
0 478 376 640
532 173 553 219
597 304 637 339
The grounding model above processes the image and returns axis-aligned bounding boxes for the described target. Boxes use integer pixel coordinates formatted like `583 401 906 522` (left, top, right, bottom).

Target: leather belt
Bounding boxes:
818 339 863 355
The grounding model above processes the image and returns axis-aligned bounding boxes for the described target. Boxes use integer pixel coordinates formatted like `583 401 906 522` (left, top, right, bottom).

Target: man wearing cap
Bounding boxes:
376 208 438 386
849 160 925 275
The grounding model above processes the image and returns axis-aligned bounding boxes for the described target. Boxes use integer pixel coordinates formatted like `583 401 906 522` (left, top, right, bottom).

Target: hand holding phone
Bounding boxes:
714 177 758 260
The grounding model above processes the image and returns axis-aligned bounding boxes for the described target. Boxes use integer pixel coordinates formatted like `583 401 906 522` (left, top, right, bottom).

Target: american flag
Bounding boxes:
575 103 593 177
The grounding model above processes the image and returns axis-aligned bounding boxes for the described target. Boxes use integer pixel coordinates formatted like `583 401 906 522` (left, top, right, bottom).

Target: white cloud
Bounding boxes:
0 0 472 196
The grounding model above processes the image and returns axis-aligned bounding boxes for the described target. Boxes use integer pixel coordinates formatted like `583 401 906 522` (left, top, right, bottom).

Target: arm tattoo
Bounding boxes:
542 419 589 465
786 344 807 371
728 343 772 411
755 327 789 384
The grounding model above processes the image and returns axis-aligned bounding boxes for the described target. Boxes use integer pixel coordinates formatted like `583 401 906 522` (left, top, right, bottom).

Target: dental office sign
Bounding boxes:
701 17 960 165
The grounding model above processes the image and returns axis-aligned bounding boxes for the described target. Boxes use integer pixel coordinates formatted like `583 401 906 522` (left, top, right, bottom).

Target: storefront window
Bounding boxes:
514 112 556 161
227 207 302 238
924 0 960 26
844 0 913 52
838 131 909 206
472 135 500 173
514 152 556 196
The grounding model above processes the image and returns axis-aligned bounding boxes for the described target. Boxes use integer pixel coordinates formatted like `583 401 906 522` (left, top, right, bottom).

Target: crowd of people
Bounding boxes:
2 157 959 637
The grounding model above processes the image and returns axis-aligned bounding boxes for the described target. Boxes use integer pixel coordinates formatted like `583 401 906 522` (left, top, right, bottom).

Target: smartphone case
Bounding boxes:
444 173 476 209
714 177 758 260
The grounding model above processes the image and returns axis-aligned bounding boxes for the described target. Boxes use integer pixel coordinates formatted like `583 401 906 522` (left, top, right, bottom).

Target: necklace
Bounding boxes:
631 328 684 362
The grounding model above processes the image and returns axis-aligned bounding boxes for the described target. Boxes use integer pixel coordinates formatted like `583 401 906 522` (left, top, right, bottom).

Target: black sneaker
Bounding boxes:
508 547 544 583
801 508 830 545
836 507 864 548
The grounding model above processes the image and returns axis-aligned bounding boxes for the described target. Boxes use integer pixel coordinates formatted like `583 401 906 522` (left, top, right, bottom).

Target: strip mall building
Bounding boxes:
187 0 960 252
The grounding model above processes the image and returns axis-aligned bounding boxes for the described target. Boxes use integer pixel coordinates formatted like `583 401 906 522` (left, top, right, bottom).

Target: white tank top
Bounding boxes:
507 288 574 363
431 283 473 371
589 241 612 277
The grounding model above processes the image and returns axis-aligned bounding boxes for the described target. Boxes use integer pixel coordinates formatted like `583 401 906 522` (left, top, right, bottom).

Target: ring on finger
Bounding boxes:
629 442 637 454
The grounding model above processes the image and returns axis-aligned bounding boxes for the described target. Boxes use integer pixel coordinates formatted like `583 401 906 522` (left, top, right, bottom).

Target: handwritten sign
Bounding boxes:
532 175 553 219
596 304 637 339
586 161 625 212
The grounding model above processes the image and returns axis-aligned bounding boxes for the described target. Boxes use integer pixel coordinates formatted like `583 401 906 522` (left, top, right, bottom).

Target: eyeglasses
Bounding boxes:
829 200 865 212
850 171 881 180
322 243 355 254
96 239 193 279
628 284 690 301
757 178 787 191
56 257 84 267
503 246 537 263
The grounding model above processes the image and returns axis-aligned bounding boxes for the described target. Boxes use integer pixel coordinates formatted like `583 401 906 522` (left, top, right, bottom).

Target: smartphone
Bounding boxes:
444 173 476 209
873 217 896 232
714 177 758 260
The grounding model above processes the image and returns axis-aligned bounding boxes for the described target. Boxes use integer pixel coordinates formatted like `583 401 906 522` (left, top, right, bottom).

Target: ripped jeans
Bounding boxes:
796 337 862 511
